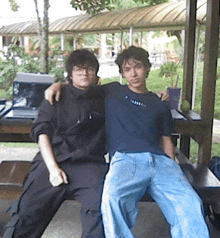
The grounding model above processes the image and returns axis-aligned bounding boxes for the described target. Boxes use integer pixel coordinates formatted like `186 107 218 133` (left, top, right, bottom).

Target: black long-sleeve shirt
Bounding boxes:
30 84 107 164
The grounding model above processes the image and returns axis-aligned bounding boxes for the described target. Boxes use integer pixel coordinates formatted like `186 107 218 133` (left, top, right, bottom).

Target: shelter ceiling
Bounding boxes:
0 0 207 36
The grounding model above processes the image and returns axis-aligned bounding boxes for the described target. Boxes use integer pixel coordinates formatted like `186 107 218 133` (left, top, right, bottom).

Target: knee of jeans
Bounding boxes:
176 192 205 218
186 189 203 207
102 189 120 205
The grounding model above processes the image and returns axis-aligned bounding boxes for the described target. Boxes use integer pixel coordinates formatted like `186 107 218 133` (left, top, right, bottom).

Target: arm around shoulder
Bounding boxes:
45 82 68 105
155 90 169 101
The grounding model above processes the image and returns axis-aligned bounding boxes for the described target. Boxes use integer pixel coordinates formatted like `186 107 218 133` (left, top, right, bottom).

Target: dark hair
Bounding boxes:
115 46 152 75
66 49 99 83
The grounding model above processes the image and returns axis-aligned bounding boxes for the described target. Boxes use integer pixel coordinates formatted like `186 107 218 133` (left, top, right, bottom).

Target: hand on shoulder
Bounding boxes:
45 82 67 105
155 90 169 101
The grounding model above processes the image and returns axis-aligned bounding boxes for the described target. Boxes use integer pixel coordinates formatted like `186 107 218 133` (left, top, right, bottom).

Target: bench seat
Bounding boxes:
0 161 31 200
1 152 220 207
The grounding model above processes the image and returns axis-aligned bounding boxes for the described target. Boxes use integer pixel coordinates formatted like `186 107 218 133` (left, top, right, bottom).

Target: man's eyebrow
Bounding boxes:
123 65 131 70
135 62 143 66
123 62 142 68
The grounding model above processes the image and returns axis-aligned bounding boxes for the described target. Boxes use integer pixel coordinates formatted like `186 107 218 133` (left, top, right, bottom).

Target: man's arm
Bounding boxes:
45 82 67 105
156 90 169 101
45 82 169 104
38 134 68 186
162 136 175 160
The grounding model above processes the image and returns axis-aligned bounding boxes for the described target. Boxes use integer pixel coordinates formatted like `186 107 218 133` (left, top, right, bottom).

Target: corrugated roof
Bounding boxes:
0 0 207 36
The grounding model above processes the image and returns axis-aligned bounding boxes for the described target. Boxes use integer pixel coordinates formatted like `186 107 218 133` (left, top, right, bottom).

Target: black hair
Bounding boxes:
66 49 99 84
115 46 152 75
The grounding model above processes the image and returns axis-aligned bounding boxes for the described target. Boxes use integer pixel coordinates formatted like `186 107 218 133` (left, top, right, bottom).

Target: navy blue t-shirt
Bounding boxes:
100 82 173 157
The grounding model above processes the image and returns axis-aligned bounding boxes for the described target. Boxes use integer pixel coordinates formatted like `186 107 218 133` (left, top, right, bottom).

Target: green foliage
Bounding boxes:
8 0 19 11
152 31 166 38
216 65 220 80
70 0 111 14
107 0 143 10
83 34 100 48
0 46 41 99
0 45 68 99
159 62 179 87
49 66 65 82
159 62 178 78
70 0 170 13
190 141 220 163
101 76 127 85
133 0 169 5
0 59 16 98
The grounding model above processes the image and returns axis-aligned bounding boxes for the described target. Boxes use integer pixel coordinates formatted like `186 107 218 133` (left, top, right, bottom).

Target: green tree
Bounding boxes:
70 0 169 14
133 0 169 5
70 0 111 14
8 0 19 11
159 62 179 88
8 0 50 74
33 0 49 74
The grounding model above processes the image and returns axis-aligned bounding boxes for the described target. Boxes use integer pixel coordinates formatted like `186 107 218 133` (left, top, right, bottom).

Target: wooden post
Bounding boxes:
180 0 197 158
199 0 219 165
129 27 133 46
120 31 123 84
61 33 65 51
73 36 76 50
192 24 201 110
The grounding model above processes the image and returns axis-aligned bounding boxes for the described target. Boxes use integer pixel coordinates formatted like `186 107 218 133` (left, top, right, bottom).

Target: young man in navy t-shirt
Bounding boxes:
100 46 209 238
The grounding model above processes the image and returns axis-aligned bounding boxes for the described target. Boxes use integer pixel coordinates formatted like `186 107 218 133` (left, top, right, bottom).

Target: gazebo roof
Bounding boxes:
0 0 207 36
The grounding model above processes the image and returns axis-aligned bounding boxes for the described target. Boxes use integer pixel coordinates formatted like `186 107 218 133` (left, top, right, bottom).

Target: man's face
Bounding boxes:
122 58 150 93
71 64 97 90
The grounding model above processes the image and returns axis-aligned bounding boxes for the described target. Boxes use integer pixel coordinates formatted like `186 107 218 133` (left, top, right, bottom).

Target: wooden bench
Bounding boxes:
1 152 220 207
0 153 220 236
175 149 220 215
0 161 32 200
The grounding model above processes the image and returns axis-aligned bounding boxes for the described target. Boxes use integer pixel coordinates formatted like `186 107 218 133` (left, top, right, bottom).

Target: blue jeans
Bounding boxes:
101 152 210 238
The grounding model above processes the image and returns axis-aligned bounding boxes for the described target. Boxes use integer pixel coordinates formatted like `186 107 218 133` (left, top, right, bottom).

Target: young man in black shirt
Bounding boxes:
3 49 108 238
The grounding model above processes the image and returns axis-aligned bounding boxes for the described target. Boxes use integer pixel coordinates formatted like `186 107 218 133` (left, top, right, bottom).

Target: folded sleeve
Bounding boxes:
30 99 56 143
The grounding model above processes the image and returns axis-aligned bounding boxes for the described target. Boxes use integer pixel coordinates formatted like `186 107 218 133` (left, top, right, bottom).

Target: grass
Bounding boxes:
187 140 220 163
0 90 9 100
0 142 38 148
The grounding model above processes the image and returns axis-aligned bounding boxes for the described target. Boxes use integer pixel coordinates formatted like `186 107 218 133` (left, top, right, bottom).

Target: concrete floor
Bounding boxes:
1 199 220 238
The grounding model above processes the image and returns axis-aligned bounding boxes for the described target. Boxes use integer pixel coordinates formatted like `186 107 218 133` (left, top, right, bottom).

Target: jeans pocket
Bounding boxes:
109 152 136 181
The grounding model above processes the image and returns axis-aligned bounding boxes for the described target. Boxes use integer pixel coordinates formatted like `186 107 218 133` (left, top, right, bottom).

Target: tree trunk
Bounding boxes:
34 0 49 74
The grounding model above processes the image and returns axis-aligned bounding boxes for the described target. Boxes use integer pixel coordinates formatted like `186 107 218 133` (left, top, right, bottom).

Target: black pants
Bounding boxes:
3 159 108 238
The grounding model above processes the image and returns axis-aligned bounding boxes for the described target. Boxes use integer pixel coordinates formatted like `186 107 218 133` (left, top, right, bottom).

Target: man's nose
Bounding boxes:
130 67 137 76
82 68 88 74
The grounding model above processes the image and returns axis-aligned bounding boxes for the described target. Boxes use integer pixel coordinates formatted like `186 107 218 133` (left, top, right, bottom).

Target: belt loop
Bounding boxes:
148 153 155 168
